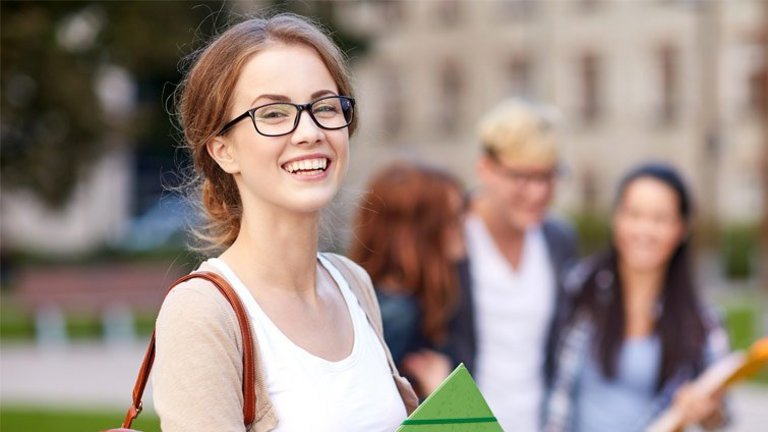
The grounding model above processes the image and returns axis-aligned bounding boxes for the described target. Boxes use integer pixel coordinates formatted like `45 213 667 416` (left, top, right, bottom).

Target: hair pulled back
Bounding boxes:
177 13 356 253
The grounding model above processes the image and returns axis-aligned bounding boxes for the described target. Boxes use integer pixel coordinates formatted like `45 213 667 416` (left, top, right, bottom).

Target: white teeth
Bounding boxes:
284 158 328 173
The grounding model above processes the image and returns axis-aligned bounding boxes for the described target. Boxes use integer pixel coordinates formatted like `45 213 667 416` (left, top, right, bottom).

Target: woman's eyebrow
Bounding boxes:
250 94 290 106
310 89 337 99
248 90 338 107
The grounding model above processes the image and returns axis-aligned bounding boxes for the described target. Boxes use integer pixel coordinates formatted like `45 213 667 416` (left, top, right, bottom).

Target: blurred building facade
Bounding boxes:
336 0 766 224
2 0 765 255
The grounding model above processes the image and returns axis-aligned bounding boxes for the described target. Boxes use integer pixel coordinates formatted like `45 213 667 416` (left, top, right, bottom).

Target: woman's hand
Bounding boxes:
671 383 726 430
401 350 452 398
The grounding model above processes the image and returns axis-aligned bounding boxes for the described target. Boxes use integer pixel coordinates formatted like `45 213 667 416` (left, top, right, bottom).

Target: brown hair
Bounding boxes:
349 162 463 345
177 13 356 253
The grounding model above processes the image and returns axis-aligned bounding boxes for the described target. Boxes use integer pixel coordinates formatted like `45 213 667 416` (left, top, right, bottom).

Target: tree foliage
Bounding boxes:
0 1 222 209
1 1 368 210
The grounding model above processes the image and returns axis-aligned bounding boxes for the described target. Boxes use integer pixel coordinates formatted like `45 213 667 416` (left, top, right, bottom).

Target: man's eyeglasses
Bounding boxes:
218 95 355 137
487 150 562 186
495 165 561 186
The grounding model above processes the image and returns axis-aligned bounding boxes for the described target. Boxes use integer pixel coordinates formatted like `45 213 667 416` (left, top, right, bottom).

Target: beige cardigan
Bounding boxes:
153 253 419 432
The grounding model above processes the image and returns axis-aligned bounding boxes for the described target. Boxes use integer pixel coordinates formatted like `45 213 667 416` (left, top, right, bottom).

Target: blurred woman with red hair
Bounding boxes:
350 161 467 398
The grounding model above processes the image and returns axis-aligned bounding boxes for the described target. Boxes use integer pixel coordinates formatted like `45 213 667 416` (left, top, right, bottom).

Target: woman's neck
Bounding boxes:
619 262 665 338
472 194 526 266
220 205 321 298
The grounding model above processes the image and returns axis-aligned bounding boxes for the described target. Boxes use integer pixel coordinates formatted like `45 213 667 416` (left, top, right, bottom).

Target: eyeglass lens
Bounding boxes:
252 96 353 136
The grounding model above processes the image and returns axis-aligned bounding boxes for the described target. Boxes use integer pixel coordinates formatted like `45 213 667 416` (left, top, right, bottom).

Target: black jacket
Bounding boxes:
447 217 579 384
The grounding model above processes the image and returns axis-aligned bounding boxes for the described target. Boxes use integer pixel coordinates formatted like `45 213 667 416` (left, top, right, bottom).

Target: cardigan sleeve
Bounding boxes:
153 278 247 432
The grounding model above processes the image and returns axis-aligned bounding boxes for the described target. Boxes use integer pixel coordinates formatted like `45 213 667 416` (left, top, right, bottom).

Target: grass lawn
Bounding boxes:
0 406 160 432
721 294 768 386
0 293 158 342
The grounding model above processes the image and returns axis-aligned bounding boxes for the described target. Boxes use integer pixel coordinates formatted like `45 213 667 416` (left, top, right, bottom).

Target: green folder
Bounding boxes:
397 363 504 431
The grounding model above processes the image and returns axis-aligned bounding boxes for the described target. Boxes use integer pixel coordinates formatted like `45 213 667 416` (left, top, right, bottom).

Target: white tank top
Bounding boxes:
206 255 406 432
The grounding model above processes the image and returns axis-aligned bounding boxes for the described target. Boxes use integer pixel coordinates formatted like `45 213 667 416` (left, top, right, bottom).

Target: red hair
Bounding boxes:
349 162 462 345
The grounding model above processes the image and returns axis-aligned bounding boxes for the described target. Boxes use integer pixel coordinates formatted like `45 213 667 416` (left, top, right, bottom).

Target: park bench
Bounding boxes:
16 262 186 345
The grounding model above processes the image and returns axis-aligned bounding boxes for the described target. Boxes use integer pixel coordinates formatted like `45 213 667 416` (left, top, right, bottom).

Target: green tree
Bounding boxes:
1 1 369 211
1 1 223 209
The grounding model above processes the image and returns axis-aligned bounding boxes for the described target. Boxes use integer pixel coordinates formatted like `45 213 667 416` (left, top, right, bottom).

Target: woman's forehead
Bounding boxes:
233 44 337 103
621 177 680 210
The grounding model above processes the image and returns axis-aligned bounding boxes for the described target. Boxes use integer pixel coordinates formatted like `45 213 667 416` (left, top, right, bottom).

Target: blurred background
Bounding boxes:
1 0 766 431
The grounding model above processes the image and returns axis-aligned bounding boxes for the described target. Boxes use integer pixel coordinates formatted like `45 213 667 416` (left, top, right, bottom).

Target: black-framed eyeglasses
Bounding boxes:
218 95 355 137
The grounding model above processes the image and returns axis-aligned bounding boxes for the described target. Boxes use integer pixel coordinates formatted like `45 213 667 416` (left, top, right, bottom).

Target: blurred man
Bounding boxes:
449 99 578 431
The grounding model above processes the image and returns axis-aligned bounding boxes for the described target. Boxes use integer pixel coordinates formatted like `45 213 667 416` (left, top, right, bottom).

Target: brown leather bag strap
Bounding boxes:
120 271 256 429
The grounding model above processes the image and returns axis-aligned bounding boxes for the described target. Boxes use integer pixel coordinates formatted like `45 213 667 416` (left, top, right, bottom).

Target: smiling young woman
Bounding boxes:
544 163 730 432
152 14 417 432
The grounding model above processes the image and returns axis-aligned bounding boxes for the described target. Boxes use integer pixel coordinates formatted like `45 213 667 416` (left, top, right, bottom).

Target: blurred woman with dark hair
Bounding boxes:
350 161 466 398
544 163 730 432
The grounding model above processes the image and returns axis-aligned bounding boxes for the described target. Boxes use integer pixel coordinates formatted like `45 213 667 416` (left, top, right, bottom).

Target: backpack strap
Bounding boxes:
119 271 256 429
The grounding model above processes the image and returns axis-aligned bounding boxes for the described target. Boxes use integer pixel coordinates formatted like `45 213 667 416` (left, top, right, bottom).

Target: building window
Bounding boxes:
374 0 403 26
507 54 532 98
381 65 403 138
435 0 461 27
495 0 536 20
749 63 767 115
577 0 603 12
438 60 463 135
657 44 679 125
579 52 602 125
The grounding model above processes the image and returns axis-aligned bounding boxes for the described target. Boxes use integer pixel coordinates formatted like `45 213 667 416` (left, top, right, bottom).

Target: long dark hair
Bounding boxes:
573 163 707 391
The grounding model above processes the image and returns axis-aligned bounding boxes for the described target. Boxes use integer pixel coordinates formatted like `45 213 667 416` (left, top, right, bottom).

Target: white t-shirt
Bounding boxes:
206 255 406 432
465 215 555 432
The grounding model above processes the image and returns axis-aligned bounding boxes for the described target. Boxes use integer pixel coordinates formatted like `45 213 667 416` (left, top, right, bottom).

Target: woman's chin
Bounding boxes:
622 255 668 275
289 192 339 214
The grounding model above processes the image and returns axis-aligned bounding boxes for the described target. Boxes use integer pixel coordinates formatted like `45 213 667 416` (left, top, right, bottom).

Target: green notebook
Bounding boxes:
397 363 504 431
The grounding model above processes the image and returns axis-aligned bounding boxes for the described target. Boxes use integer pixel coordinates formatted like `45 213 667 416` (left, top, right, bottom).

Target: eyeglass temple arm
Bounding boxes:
218 111 252 136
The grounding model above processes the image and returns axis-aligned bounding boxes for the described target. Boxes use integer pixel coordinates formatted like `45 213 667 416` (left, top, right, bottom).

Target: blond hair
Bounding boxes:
478 99 559 165
177 14 356 254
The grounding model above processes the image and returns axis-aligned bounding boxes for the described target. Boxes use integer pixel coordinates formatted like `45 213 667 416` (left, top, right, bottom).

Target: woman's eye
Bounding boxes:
259 110 289 119
313 101 341 117
254 105 294 121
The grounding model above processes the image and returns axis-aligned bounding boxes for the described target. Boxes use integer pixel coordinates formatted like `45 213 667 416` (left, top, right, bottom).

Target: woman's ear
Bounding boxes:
207 136 240 174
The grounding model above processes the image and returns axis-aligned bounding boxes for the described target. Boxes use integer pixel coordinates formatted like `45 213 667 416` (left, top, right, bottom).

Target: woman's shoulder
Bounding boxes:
678 301 729 370
321 252 366 272
692 300 727 335
562 253 609 296
321 252 374 287
156 272 239 334
320 252 380 316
